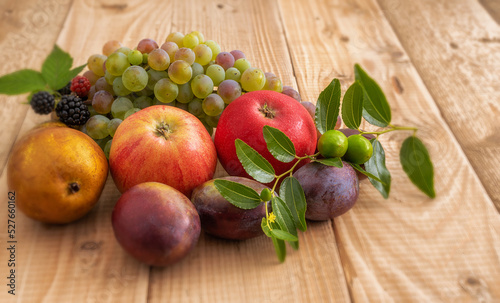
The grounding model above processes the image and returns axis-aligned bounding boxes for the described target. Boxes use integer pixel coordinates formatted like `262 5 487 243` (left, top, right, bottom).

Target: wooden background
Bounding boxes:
1 0 499 302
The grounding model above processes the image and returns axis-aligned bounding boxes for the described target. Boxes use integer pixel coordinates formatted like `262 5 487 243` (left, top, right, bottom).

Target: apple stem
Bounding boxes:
259 103 275 119
155 123 172 139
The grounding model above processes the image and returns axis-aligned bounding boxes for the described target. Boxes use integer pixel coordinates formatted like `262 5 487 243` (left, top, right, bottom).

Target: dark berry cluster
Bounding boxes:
30 91 55 115
56 95 90 126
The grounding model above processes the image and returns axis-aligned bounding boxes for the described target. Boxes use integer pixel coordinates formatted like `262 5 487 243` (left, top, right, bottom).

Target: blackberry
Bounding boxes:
57 82 72 95
56 95 90 126
30 91 55 115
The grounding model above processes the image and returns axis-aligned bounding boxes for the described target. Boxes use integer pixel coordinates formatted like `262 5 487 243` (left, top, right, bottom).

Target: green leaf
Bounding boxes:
270 222 286 262
349 163 385 184
0 69 46 95
270 229 298 242
261 218 272 237
341 81 364 129
270 234 286 262
314 157 343 168
400 136 435 198
279 177 307 232
41 45 75 91
364 139 391 198
214 179 261 209
315 78 341 134
263 126 296 163
354 64 391 127
67 64 87 81
272 196 298 249
235 139 275 183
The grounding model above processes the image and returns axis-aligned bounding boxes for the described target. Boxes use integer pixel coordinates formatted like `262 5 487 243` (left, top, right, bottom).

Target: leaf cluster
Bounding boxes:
0 45 86 97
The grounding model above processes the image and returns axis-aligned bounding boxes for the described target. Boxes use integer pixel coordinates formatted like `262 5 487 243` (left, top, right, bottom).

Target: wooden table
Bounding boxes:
1 0 499 302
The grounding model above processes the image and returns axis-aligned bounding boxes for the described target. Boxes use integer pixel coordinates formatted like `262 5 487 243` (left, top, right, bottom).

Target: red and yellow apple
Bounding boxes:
109 105 217 197
214 91 317 180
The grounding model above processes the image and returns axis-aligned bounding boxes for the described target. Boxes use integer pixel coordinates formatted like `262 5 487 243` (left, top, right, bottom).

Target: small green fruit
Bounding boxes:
260 188 272 201
343 134 373 164
318 130 348 158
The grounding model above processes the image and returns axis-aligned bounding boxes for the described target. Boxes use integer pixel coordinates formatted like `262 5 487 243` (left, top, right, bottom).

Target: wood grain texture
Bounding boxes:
0 0 73 175
278 0 500 301
377 0 500 211
480 0 500 24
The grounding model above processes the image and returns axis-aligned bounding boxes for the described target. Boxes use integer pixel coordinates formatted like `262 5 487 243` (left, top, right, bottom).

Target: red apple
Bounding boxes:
109 105 217 197
214 91 317 180
112 182 200 266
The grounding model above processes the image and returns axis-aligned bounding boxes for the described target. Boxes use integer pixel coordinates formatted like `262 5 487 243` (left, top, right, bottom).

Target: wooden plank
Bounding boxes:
377 0 500 211
0 0 73 175
278 0 500 301
145 0 350 302
480 0 500 24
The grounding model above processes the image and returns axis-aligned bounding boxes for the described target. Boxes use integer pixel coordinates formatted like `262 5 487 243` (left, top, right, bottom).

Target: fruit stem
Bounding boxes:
359 125 418 136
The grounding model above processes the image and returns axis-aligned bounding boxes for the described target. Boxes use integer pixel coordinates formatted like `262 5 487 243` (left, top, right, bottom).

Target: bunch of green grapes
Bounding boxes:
81 31 302 156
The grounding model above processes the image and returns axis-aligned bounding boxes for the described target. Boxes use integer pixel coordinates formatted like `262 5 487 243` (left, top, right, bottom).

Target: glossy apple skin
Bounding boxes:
112 182 201 266
293 161 359 220
191 176 270 240
109 105 217 197
214 91 317 181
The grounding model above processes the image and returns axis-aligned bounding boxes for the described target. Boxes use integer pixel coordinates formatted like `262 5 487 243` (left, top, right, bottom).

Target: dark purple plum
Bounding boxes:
112 182 200 267
191 176 270 240
293 161 359 220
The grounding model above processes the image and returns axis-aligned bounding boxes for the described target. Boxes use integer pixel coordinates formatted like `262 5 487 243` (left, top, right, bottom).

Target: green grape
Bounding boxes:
83 70 100 86
174 47 195 65
193 44 212 66
106 52 130 76
104 71 117 85
218 79 242 104
115 47 132 56
147 69 169 90
122 66 148 92
102 40 123 56
191 74 214 99
190 31 205 43
80 124 88 135
201 119 214 136
183 33 199 49
203 61 216 73
234 58 251 74
166 32 184 47
188 98 203 116
87 54 107 77
148 48 170 71
107 118 123 137
111 97 134 120
142 53 149 64
205 64 225 86
112 77 132 96
225 67 241 82
136 86 153 97
202 93 224 116
94 136 111 151
264 75 283 92
175 101 189 111
240 67 266 91
104 139 112 159
154 78 178 103
133 96 153 109
176 82 194 103
128 50 143 65
205 114 221 128
86 115 110 139
124 108 141 120
92 90 114 114
168 60 192 84
204 40 221 61
161 41 179 62
191 62 204 80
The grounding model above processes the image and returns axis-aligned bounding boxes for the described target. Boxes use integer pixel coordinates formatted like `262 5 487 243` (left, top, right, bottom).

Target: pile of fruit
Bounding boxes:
25 31 303 159
1 31 435 265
